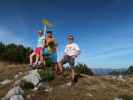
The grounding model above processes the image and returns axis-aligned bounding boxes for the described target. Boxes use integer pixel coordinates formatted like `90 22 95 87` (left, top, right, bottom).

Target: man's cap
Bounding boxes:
67 33 74 40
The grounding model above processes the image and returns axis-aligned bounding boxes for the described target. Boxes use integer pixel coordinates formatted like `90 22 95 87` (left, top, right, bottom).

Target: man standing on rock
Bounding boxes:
59 33 80 84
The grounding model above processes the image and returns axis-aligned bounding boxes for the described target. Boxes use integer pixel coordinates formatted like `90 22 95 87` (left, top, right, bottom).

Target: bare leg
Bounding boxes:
58 62 63 73
35 55 39 65
40 49 44 64
71 68 75 81
54 63 58 73
29 52 36 65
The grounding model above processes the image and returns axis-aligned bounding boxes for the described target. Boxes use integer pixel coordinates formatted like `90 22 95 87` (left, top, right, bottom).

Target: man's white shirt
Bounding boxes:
64 43 80 56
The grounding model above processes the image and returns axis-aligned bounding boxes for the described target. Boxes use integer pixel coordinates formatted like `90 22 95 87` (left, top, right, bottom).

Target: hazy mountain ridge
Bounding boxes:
92 68 127 75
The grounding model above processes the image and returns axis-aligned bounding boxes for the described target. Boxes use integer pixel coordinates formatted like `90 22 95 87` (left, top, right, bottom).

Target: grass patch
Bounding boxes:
38 68 54 82
118 95 133 100
20 80 34 90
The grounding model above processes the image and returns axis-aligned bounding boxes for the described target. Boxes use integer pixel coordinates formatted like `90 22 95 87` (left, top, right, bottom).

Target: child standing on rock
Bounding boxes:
59 33 80 84
29 30 45 67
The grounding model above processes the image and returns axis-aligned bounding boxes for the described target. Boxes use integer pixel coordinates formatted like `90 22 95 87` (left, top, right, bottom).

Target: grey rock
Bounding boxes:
86 93 93 97
23 69 41 86
44 87 53 92
114 97 123 100
3 86 24 100
0 79 11 85
10 95 24 100
117 75 125 81
26 94 31 99
38 82 49 89
14 74 19 79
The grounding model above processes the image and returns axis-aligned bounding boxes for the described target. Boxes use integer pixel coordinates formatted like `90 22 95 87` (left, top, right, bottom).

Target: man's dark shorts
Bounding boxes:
61 55 75 68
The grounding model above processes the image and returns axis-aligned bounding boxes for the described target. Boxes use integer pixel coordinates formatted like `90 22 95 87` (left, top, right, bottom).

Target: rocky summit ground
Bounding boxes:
0 62 133 100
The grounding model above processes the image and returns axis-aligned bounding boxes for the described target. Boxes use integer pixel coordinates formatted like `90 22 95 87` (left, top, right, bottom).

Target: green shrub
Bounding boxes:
38 68 54 82
126 65 133 75
118 95 133 100
75 63 94 75
20 80 34 90
45 58 53 67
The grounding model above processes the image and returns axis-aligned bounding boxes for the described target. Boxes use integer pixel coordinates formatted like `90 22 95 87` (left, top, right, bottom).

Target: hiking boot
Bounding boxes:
38 63 45 69
74 74 78 83
31 64 37 69
71 75 79 86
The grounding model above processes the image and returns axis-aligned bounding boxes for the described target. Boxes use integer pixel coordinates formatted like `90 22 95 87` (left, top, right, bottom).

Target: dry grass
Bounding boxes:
0 62 29 98
0 62 28 81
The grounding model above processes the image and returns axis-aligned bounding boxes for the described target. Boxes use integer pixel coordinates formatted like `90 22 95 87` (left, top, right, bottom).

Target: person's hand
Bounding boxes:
72 55 77 59
64 53 67 56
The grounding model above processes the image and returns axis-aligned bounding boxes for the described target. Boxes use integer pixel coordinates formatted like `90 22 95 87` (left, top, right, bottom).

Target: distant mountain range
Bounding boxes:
92 68 127 75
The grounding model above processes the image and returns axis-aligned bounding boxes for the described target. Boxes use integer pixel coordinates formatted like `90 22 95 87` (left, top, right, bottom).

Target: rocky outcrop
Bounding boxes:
2 86 24 100
23 69 41 86
1 68 54 100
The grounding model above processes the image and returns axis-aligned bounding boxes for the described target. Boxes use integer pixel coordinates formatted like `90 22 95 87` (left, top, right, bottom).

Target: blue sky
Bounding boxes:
0 0 133 68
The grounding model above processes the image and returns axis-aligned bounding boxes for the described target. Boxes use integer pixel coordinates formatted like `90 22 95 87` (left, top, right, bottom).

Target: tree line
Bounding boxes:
0 42 33 64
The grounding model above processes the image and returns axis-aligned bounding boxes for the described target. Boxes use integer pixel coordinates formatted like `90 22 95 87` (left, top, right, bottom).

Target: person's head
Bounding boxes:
38 30 44 37
47 31 53 38
67 33 74 44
